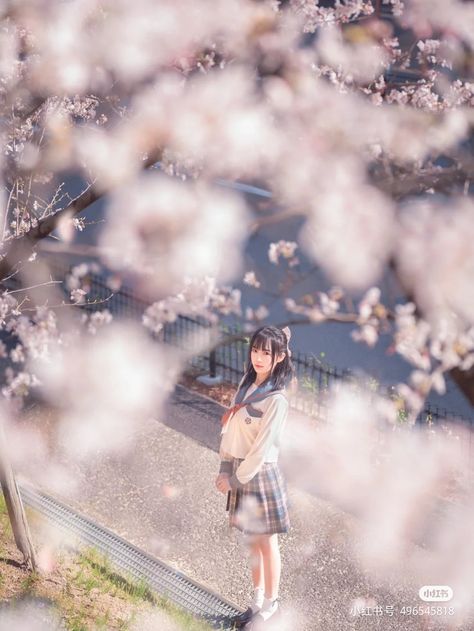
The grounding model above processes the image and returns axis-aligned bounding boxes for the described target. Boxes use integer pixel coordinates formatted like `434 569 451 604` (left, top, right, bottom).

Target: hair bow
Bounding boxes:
282 326 292 356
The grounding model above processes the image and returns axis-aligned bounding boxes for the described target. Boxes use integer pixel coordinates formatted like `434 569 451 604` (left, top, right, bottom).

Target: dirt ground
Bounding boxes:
0 515 152 630
0 499 211 631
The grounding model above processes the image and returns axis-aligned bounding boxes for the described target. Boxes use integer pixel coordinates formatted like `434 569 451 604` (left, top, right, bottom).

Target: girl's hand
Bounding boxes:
215 473 231 494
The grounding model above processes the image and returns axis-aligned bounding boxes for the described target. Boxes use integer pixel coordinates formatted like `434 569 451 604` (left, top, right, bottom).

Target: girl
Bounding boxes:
215 325 294 629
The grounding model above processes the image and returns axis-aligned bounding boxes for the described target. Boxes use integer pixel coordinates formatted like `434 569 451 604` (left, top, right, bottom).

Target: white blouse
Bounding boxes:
219 382 289 486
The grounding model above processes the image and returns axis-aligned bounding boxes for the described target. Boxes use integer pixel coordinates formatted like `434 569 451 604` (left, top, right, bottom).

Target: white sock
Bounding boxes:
258 596 279 620
250 587 264 613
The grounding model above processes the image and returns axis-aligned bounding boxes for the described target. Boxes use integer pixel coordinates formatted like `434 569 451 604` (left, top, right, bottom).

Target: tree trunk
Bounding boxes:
0 421 37 571
450 366 474 407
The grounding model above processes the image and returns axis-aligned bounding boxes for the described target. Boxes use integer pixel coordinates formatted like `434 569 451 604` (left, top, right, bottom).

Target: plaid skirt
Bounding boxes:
226 458 290 535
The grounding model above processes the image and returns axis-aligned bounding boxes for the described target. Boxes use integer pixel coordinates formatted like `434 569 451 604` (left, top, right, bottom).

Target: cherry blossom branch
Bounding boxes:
36 241 107 258
19 293 114 312
0 148 162 281
5 280 63 294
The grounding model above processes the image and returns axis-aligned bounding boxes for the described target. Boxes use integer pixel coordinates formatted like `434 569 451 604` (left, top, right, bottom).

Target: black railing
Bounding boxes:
154 313 473 433
3 255 472 461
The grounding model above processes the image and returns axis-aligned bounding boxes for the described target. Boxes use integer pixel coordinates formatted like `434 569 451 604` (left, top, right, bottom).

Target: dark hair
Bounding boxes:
240 325 295 393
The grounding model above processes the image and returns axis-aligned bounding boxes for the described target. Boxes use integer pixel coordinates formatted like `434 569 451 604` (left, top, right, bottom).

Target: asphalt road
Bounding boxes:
34 385 473 631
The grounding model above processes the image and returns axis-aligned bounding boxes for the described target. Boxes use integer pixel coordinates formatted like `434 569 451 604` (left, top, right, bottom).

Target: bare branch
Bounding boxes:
376 165 471 199
6 279 63 294
249 208 302 233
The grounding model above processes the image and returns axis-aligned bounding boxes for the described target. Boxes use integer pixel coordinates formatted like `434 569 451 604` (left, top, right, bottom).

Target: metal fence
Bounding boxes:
54 260 472 433
159 316 474 426
7 255 473 460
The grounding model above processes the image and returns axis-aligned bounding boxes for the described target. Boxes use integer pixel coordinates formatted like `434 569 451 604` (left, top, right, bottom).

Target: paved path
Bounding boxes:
34 386 472 631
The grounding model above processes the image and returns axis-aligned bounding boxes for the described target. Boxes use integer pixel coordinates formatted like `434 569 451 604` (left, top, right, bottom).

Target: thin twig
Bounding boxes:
20 294 115 312
2 185 14 241
6 280 63 294
0 147 162 281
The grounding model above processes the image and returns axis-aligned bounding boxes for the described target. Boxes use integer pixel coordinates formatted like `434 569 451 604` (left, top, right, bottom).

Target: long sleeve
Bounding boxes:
229 394 288 489
218 457 233 475
218 376 246 475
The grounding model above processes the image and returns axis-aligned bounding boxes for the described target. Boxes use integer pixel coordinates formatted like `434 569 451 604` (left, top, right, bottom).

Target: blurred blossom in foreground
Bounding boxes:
283 385 474 622
75 125 143 190
31 516 80 569
402 0 474 46
33 322 179 460
128 605 300 631
0 599 62 631
6 412 77 497
142 276 242 334
168 68 280 177
316 24 390 83
301 175 394 290
129 610 181 631
23 0 237 93
100 175 249 294
396 198 474 335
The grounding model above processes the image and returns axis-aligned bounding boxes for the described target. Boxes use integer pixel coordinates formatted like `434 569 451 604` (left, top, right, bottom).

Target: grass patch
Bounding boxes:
20 570 40 593
0 498 215 630
0 493 13 539
78 546 215 630
153 593 220 631
78 547 156 604
63 610 89 631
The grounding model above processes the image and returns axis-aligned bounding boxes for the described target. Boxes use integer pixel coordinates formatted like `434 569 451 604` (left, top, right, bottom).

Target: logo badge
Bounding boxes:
245 417 252 424
418 586 453 602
